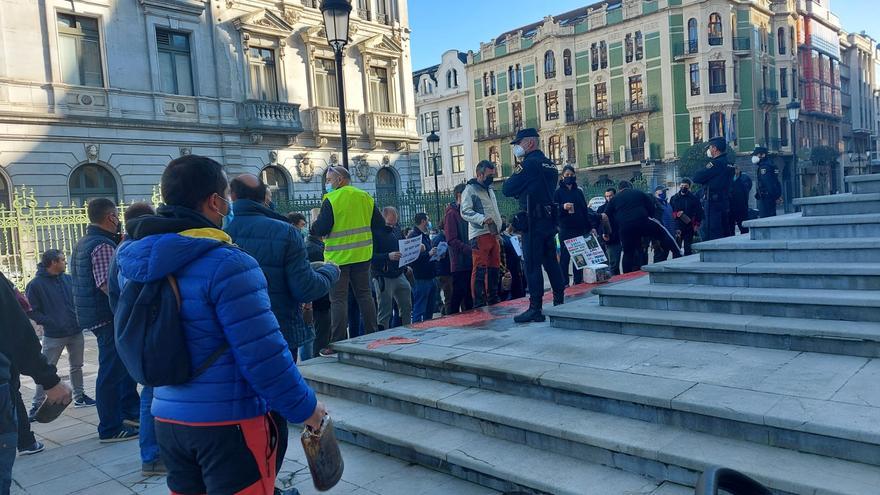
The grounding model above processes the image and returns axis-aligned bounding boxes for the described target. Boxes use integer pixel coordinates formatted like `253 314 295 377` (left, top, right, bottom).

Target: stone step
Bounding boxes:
793 193 880 217
307 394 678 495
326 328 880 468
694 236 880 263
594 277 880 322
744 213 880 240
302 361 880 495
643 256 880 290
545 297 880 357
846 173 880 194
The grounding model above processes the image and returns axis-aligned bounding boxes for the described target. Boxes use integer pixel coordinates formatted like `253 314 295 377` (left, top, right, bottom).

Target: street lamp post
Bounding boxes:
321 0 352 169
426 130 442 224
787 100 801 209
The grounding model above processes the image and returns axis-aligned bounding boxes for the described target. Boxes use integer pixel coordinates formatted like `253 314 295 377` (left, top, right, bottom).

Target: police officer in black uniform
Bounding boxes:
693 136 736 241
503 128 565 323
753 146 782 218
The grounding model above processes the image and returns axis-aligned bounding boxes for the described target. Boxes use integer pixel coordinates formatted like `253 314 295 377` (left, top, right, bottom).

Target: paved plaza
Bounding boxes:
11 334 498 495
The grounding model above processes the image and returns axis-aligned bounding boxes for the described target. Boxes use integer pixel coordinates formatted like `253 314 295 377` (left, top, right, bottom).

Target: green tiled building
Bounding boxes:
465 0 801 187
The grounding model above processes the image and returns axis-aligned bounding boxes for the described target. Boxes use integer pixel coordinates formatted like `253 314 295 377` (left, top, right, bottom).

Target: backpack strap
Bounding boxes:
166 275 182 309
191 343 230 379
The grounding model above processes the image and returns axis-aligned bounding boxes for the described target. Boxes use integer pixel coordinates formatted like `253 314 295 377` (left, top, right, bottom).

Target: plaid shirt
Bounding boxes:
91 243 115 290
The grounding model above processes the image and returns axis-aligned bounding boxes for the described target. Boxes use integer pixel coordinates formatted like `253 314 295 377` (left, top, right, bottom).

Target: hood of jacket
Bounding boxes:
35 263 56 279
466 178 493 192
231 199 289 222
116 205 228 284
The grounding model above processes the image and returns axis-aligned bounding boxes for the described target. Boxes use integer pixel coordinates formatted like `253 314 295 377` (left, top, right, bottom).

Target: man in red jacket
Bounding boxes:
443 183 474 314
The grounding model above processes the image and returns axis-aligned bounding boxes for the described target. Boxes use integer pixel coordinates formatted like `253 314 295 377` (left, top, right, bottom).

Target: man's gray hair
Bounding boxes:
382 206 398 216
327 166 351 181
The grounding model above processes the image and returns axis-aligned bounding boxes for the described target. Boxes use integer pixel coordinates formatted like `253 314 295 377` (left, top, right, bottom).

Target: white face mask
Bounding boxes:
706 148 714 159
512 145 526 158
751 155 760 164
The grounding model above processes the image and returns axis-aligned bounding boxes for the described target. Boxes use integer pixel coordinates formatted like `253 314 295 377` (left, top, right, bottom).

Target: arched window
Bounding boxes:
625 34 634 63
778 27 786 55
508 66 515 90
600 41 608 69
488 146 500 166
544 50 556 79
447 69 458 88
376 167 397 197
596 128 610 165
635 31 644 60
261 166 289 205
69 164 118 206
548 135 562 164
687 18 699 53
0 173 8 208
630 123 646 161
563 49 572 76
709 111 726 138
708 13 723 46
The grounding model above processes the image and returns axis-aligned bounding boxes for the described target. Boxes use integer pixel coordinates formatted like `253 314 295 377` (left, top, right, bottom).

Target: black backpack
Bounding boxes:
113 272 228 387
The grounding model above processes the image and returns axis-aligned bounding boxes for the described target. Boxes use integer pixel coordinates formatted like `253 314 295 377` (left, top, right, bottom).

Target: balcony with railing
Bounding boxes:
673 40 699 59
585 148 647 167
310 106 361 137
708 35 724 47
242 100 304 133
733 37 751 53
565 96 660 126
366 112 413 141
375 13 390 25
709 84 727 94
301 0 318 7
474 119 539 142
357 8 371 20
759 89 779 106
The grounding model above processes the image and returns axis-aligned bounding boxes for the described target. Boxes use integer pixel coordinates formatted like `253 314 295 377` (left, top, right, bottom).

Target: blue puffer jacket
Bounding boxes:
114 206 317 424
225 200 339 349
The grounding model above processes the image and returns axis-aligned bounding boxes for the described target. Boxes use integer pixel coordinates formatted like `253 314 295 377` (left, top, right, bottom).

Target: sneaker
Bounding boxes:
142 458 167 477
18 441 44 456
27 407 37 423
513 307 546 324
123 418 140 428
318 348 337 357
73 394 97 408
99 426 139 443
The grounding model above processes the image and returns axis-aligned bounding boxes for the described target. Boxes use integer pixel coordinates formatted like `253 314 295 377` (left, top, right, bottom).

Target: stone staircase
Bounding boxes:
299 173 880 495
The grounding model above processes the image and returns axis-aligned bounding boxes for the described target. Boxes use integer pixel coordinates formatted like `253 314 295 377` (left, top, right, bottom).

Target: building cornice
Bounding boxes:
138 0 207 17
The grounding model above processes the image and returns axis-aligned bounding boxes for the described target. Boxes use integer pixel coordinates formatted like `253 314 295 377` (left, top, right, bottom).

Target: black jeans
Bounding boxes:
523 227 564 308
92 324 140 438
679 227 696 256
620 218 681 273
10 375 34 451
559 229 585 286
758 197 777 218
448 271 474 314
0 383 16 495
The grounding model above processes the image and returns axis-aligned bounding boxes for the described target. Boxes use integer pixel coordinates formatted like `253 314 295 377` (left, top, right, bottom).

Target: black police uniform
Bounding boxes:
604 187 681 273
503 138 565 321
693 141 735 242
669 188 704 256
729 171 753 235
754 150 781 218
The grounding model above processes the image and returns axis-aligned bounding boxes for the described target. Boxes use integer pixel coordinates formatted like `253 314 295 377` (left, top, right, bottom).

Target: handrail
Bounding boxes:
694 466 772 495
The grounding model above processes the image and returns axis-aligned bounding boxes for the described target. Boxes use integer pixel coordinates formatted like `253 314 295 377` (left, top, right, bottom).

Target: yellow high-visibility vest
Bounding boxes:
324 185 374 266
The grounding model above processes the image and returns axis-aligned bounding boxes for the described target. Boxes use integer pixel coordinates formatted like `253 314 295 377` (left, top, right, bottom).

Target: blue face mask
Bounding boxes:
220 196 234 229
427 221 434 231
325 183 334 194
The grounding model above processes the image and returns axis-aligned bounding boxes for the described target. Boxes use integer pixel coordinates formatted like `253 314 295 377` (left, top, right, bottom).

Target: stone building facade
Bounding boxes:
464 0 805 190
840 31 879 183
0 0 419 208
413 50 474 192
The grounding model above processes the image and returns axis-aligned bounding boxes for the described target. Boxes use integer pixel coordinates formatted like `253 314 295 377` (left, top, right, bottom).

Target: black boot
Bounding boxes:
553 291 565 306
473 267 487 308
514 305 546 323
487 267 501 305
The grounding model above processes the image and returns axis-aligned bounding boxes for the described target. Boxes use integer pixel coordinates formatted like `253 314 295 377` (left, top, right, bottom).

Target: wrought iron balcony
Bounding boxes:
759 89 779 106
546 111 560 121
673 40 699 59
733 37 751 52
474 119 539 142
709 84 727 94
708 35 723 47
242 100 303 133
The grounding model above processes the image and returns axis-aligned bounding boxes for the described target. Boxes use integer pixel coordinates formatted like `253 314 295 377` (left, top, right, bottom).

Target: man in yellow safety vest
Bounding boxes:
310 166 384 355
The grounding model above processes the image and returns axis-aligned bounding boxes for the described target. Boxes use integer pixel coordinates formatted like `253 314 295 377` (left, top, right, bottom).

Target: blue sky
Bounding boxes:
409 1 879 71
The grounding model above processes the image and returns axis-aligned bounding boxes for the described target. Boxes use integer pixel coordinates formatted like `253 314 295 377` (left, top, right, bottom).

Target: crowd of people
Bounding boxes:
0 131 783 495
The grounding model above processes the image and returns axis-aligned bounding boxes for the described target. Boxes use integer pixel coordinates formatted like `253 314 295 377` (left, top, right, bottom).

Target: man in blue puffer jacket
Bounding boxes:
115 155 325 495
225 173 339 489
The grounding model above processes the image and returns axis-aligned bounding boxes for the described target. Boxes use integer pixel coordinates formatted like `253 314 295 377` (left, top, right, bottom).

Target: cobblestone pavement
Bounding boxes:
12 334 498 495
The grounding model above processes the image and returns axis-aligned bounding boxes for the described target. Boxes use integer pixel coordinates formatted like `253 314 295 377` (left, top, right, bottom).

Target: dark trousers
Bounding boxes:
156 414 278 495
620 218 681 273
559 230 585 286
523 227 564 308
701 199 730 242
758 197 777 218
0 383 16 495
92 324 140 438
311 307 332 353
679 227 696 256
448 270 474 314
604 242 622 275
729 208 750 235
330 262 377 341
10 375 34 451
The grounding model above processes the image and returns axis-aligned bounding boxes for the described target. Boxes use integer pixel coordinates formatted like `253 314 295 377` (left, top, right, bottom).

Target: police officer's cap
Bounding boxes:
707 137 727 153
752 146 769 156
511 128 539 144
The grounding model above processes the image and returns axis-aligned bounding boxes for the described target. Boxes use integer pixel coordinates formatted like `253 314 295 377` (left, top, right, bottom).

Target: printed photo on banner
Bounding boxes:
564 234 608 270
